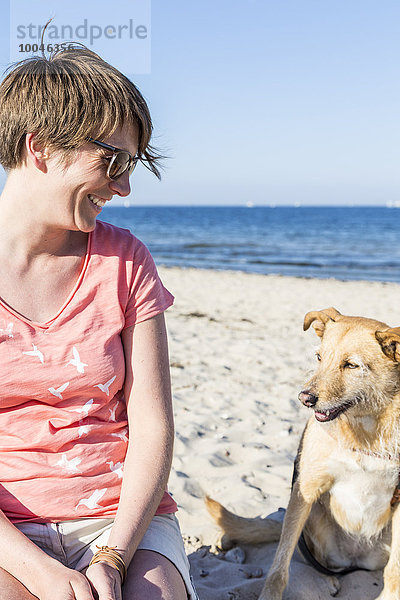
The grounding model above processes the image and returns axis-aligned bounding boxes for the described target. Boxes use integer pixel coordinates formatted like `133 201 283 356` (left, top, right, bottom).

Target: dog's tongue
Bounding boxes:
315 411 332 422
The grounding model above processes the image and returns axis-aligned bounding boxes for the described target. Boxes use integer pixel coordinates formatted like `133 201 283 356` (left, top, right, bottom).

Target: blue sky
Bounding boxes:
1 0 400 205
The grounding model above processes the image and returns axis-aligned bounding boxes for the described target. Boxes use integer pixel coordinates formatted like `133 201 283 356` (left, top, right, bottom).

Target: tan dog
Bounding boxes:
207 308 400 600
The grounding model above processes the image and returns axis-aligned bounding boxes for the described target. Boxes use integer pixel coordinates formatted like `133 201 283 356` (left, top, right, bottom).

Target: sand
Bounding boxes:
159 266 400 600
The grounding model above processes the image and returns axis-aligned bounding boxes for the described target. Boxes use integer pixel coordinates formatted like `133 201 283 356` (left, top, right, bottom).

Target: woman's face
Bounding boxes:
43 123 139 233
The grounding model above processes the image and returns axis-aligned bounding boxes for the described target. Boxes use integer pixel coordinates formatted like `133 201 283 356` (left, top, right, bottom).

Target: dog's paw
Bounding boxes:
326 575 340 597
257 580 284 600
257 592 282 600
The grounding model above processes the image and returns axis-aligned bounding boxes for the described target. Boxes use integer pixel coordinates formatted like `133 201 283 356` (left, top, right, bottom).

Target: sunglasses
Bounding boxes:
88 138 139 180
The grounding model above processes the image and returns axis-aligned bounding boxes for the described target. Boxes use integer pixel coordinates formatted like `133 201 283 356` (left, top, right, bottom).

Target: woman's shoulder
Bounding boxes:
94 219 138 242
93 220 148 256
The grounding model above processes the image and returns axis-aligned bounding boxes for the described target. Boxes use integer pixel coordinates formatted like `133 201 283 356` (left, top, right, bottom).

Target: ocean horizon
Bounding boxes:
99 205 400 283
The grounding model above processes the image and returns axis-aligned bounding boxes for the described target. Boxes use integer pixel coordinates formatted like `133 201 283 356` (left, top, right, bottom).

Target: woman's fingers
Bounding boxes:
70 577 96 600
37 566 96 600
113 577 123 600
85 562 122 600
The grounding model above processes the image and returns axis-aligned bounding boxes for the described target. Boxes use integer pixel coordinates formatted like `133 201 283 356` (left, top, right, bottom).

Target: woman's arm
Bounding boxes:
103 311 175 563
0 316 172 600
0 509 94 599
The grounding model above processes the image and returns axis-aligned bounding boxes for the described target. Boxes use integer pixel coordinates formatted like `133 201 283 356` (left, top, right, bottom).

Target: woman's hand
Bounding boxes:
36 562 95 600
85 562 122 600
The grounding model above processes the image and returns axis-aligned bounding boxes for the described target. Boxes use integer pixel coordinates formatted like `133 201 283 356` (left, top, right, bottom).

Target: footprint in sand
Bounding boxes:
209 452 234 467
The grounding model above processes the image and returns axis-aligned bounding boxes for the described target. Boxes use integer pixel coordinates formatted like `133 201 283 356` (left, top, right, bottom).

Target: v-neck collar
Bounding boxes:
0 231 92 330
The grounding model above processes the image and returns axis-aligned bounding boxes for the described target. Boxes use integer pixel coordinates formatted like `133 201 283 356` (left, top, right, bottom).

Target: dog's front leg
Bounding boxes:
257 480 313 600
377 504 400 600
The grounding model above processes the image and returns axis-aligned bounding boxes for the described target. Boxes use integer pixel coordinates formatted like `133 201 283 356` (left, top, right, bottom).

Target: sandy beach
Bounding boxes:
159 266 400 600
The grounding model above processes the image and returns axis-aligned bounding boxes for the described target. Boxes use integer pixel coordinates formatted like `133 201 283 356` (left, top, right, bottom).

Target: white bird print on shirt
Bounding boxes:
75 488 107 510
107 461 123 479
109 401 119 422
48 382 70 400
56 453 82 473
78 424 90 438
72 398 94 418
66 346 88 374
0 323 14 338
111 429 128 443
23 344 44 364
94 376 116 396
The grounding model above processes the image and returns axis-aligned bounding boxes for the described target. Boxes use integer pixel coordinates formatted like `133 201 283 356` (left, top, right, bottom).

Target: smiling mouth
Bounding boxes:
314 402 354 422
88 194 107 208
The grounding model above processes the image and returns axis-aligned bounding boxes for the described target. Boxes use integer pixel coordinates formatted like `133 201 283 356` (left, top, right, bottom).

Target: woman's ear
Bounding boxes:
24 133 50 172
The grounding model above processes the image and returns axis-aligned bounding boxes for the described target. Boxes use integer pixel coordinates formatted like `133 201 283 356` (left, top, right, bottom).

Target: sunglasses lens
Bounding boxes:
108 152 132 179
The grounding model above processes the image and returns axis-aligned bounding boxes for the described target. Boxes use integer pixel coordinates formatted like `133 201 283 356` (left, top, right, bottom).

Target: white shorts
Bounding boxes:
15 513 198 600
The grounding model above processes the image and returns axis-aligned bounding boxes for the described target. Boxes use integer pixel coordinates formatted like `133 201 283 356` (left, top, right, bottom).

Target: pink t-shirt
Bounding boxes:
0 220 177 523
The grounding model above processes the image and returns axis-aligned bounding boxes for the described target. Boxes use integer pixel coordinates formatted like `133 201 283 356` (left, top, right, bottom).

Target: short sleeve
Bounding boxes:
124 239 174 328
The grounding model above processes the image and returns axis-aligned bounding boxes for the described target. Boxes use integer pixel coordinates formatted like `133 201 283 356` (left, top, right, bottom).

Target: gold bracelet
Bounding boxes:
89 545 127 583
89 547 127 582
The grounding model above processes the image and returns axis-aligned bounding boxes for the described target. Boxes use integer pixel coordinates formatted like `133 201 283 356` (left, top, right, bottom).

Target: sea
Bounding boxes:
99 206 400 283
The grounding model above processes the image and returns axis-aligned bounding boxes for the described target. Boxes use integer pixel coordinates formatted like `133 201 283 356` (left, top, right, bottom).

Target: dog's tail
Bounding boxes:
205 496 282 545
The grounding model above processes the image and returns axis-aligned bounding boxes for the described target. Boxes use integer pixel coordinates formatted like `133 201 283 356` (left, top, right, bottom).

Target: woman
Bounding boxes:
0 47 197 599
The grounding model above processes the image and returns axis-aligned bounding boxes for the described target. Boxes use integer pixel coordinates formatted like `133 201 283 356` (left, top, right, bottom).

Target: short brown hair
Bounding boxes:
0 47 162 177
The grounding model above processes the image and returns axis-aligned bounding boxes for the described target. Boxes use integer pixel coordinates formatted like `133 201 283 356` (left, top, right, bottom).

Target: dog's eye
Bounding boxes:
315 353 321 361
344 362 359 369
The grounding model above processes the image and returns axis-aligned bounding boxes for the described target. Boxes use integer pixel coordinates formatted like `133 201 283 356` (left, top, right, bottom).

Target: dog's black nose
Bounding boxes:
298 390 318 407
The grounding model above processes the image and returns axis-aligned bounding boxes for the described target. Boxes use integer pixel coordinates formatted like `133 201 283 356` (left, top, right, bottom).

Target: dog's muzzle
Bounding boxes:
298 390 318 407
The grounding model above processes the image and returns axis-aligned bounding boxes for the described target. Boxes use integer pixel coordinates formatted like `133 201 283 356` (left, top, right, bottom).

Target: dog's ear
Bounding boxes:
375 328 400 362
303 308 341 337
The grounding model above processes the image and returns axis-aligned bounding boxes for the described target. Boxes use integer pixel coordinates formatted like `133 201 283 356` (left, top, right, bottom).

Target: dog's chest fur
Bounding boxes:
326 448 399 537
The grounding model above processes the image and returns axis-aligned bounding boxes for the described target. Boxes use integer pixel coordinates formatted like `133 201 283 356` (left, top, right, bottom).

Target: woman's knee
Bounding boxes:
123 549 187 600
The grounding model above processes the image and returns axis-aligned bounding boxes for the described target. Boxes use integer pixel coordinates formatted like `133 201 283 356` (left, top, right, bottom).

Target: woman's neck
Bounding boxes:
0 171 82 260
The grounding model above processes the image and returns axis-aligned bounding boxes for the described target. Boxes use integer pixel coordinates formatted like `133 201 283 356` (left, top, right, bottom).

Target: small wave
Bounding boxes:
183 242 258 249
248 259 323 268
247 259 400 269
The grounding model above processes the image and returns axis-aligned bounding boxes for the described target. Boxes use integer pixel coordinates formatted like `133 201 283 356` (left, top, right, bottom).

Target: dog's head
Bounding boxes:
299 308 400 423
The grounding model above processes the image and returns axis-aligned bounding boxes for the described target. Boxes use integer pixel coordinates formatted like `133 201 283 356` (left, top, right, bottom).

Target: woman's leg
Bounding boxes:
0 567 36 600
123 549 187 600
